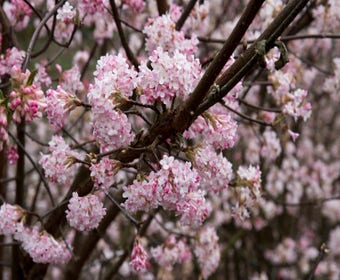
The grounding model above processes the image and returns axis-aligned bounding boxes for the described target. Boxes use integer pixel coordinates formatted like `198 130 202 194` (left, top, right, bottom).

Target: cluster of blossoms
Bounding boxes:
87 53 136 152
138 47 202 105
123 155 211 228
8 67 46 123
151 235 192 271
0 47 25 79
66 192 106 232
143 14 198 56
54 1 77 43
45 85 81 131
39 136 82 187
0 203 71 264
89 157 118 192
231 165 262 222
260 129 282 161
129 237 150 272
191 145 233 193
194 226 220 279
3 0 32 31
185 112 238 150
268 60 312 122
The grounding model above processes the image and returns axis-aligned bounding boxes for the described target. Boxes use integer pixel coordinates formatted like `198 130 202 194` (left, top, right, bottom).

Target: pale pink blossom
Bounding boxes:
260 130 281 161
130 237 150 272
194 226 220 279
66 192 106 231
3 0 32 31
0 47 25 80
39 136 82 187
6 146 19 165
90 158 118 191
0 203 23 235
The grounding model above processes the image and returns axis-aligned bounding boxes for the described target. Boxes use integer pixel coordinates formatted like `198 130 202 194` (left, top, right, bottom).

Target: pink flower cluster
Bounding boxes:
138 47 202 105
93 53 137 99
56 65 84 94
130 237 150 272
151 235 192 271
194 226 220 279
16 227 72 264
232 165 262 222
3 0 32 31
260 129 281 161
143 14 198 56
0 47 25 80
269 67 311 122
88 53 136 151
66 192 106 232
123 155 211 227
123 0 145 13
90 157 118 191
8 67 47 123
0 203 71 264
0 203 23 235
45 86 81 131
193 145 233 193
39 136 82 187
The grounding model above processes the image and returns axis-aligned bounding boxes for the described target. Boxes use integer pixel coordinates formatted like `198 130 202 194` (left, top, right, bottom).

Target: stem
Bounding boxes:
109 0 139 70
175 0 198 31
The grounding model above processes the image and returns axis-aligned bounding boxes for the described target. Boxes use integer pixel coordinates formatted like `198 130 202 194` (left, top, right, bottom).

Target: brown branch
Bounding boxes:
109 0 139 70
173 0 265 131
156 0 169 15
175 0 198 31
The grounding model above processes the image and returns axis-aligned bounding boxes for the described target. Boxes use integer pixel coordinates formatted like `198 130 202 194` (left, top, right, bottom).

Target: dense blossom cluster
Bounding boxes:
66 192 106 231
0 0 339 279
39 136 82 187
123 155 211 228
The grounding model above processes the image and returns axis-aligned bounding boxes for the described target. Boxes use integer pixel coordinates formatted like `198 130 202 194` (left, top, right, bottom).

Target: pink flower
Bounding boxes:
45 86 81 131
138 47 202 106
194 227 220 279
130 237 150 272
39 136 82 187
0 203 23 235
3 0 32 31
6 146 19 165
66 192 106 231
15 226 72 264
151 235 192 271
143 14 198 56
0 47 25 79
90 158 118 191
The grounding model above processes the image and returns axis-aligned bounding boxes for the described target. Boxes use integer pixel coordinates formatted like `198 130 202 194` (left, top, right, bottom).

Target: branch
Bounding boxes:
174 0 265 129
175 0 198 31
109 0 139 70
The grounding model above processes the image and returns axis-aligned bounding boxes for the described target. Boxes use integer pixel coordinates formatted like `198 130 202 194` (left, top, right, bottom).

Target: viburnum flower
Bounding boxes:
194 226 220 279
151 235 192 271
143 14 198 56
90 157 118 191
192 145 233 193
6 146 19 165
206 113 238 150
0 203 24 235
0 47 25 80
8 67 47 123
123 0 145 12
123 155 210 227
56 65 84 94
260 129 282 161
231 165 263 222
130 237 150 272
45 86 82 131
39 136 82 187
138 47 202 106
3 0 32 31
66 192 106 231
15 226 72 264
92 53 137 99
56 1 76 24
